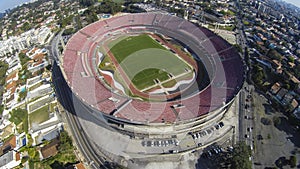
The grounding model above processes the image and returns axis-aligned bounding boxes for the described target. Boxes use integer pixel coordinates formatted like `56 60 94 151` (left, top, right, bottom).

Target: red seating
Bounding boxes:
62 13 244 123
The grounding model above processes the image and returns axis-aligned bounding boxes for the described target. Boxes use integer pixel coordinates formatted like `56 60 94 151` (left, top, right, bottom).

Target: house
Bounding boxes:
276 88 288 101
75 163 86 169
5 56 21 75
290 99 299 112
0 136 16 156
0 150 21 169
65 162 86 169
5 71 18 85
282 92 294 105
270 82 281 94
40 139 59 160
3 80 18 109
0 121 14 139
271 59 283 74
290 75 300 84
27 59 49 73
36 124 63 144
14 133 27 150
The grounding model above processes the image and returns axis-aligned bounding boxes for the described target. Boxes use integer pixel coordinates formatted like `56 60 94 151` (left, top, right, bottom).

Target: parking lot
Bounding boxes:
252 91 300 168
142 139 179 147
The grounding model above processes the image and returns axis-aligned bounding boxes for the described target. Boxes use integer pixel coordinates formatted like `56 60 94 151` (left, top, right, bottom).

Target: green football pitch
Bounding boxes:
108 34 191 90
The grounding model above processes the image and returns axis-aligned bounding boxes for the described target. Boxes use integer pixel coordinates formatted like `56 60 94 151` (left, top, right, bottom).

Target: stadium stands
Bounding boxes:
62 13 244 124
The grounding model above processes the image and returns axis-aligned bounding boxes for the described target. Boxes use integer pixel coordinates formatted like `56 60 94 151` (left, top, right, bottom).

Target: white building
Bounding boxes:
0 150 21 169
0 26 53 57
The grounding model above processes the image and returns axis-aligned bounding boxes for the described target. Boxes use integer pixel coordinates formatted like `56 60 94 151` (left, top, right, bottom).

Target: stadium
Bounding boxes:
60 12 244 158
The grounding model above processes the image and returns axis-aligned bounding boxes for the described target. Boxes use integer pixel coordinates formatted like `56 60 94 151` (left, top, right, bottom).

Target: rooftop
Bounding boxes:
40 139 59 159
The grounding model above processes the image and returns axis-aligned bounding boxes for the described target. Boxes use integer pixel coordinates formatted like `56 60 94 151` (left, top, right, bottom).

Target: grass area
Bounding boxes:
132 68 170 90
99 55 115 71
108 34 191 90
10 108 27 126
162 71 193 88
161 79 177 88
171 43 193 59
29 105 50 127
113 69 132 94
108 34 165 63
208 24 235 31
9 108 28 133
243 20 250 26
220 25 235 31
112 0 124 3
49 103 56 112
226 10 235 16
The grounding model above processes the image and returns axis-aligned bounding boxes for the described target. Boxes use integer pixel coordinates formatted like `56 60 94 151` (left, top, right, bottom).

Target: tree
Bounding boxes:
59 131 73 152
18 90 27 102
62 28 75 36
273 116 281 126
96 0 123 15
231 142 252 169
266 49 282 61
261 117 272 125
230 141 252 169
251 64 265 85
0 105 3 116
294 64 300 79
288 56 295 63
79 0 96 6
0 61 8 85
234 44 242 53
290 155 297 168
9 108 27 125
18 52 30 66
9 108 28 133
21 22 31 32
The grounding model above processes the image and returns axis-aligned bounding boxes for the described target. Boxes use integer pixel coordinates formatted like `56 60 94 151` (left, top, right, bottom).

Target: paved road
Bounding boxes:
46 29 64 65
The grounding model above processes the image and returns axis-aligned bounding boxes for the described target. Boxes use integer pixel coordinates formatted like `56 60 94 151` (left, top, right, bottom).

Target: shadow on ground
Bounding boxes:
273 116 300 148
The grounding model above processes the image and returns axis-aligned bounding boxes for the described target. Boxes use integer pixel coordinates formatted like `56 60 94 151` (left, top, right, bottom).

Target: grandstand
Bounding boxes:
61 12 244 125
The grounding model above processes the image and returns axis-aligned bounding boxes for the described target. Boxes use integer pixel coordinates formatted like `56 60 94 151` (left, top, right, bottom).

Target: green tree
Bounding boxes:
79 0 96 6
21 22 31 32
288 56 295 63
0 61 8 85
273 116 281 126
9 108 28 133
9 108 27 125
59 131 73 151
18 90 27 102
18 52 30 66
290 155 297 168
230 142 252 169
0 105 4 116
251 64 265 85
234 44 242 53
266 49 282 61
